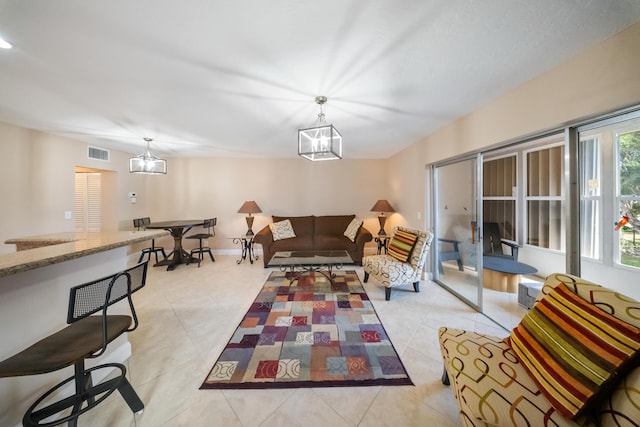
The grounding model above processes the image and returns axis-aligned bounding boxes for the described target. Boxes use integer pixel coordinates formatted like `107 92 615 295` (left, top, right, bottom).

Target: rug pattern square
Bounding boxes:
201 271 413 389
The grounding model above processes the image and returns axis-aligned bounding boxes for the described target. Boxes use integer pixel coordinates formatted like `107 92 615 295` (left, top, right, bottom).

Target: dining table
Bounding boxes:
145 220 205 271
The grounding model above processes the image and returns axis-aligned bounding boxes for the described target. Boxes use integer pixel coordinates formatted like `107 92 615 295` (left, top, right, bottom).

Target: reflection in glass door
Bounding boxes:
433 156 482 309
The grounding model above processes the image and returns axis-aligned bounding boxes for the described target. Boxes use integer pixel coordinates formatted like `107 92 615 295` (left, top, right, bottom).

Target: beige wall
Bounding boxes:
0 124 392 255
390 21 640 232
0 123 167 254
145 157 391 249
421 21 640 163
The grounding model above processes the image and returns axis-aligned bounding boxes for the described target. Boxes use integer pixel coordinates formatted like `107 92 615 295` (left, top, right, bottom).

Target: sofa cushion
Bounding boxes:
314 235 355 252
270 236 314 252
315 215 355 236
509 283 640 419
387 229 418 263
269 219 296 241
343 217 362 242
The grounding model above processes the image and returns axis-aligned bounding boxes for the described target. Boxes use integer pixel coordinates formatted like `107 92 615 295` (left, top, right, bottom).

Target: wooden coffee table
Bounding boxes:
482 256 537 293
267 250 353 284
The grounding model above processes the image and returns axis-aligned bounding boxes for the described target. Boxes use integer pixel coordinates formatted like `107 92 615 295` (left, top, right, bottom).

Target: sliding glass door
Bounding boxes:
433 155 482 309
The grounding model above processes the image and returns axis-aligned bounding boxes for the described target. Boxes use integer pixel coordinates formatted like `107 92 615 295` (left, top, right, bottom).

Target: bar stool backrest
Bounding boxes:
67 262 148 356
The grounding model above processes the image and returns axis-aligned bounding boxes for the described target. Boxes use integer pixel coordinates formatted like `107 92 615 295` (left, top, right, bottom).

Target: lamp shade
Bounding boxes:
238 200 262 214
370 200 395 213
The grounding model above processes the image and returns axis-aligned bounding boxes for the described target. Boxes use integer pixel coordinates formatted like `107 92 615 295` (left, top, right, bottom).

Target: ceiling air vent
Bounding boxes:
87 146 110 162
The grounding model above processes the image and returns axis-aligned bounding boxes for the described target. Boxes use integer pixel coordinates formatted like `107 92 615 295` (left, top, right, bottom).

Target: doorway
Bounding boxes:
74 167 117 232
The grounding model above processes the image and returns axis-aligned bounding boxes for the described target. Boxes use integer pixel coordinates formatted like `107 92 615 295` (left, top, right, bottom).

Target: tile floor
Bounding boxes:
85 255 513 427
437 263 531 331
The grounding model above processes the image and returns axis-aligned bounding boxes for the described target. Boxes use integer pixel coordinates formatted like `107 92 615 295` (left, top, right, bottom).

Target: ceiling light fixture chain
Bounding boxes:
315 96 327 125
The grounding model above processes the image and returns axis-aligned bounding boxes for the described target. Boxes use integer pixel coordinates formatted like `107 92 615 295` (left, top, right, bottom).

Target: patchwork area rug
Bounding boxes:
200 270 413 389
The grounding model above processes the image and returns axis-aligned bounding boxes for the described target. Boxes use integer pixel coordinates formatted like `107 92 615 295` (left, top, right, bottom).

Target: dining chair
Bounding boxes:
133 217 166 263
187 218 216 267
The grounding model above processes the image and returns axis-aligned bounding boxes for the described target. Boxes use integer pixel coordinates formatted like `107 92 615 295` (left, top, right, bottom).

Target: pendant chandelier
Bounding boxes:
298 96 342 161
129 138 167 174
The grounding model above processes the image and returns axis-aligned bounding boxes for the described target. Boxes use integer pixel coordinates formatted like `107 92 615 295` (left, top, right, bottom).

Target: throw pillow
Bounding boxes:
343 217 363 242
269 219 296 241
387 229 418 263
509 283 640 420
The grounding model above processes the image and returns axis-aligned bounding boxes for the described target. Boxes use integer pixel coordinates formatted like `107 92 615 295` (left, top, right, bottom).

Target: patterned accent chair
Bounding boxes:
362 226 433 301
439 273 640 427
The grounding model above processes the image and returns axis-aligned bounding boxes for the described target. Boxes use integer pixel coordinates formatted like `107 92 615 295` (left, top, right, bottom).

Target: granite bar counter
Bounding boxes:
1 229 169 278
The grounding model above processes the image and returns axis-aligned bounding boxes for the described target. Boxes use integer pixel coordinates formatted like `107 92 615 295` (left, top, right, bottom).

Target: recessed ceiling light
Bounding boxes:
0 37 12 49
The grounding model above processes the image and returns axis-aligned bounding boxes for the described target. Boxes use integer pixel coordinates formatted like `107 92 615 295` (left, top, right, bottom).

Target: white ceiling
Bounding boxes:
0 1 639 159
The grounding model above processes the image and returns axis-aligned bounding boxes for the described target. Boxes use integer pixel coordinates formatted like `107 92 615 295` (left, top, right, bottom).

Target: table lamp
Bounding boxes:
238 200 262 236
370 199 395 236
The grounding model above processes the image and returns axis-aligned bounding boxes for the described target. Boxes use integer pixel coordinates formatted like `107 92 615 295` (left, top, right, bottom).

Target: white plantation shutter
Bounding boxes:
74 173 101 232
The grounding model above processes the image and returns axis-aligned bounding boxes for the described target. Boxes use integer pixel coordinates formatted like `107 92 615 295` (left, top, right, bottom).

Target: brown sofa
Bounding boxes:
254 215 372 267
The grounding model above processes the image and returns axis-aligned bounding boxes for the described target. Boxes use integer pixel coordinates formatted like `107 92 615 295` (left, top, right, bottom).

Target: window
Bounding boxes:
617 129 640 268
483 155 516 240
579 115 640 270
580 137 601 259
525 145 564 251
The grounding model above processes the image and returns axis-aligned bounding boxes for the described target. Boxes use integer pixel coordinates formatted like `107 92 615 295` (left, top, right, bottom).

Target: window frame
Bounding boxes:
523 141 566 252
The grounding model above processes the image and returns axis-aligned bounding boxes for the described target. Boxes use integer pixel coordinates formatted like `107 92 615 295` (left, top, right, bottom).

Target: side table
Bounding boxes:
482 256 538 293
374 234 390 255
231 235 258 264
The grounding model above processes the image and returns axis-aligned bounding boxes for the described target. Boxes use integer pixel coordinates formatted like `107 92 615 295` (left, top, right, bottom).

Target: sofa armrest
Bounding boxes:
355 226 373 246
254 225 274 267
353 227 373 264
254 224 272 243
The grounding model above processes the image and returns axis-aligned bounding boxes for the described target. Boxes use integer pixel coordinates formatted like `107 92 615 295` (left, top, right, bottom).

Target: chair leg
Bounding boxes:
385 287 391 301
207 249 215 262
192 238 204 267
364 272 369 282
441 366 450 385
138 251 145 264
117 377 144 414
413 281 420 293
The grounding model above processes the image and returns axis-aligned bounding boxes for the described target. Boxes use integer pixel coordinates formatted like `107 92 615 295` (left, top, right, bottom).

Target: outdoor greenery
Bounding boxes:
619 130 640 267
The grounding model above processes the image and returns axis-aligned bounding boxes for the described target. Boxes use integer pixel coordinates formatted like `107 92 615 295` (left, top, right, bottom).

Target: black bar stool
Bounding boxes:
0 262 148 427
133 217 166 263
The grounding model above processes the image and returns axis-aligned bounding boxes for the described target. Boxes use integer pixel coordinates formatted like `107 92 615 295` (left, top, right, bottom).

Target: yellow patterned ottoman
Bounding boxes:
439 273 640 427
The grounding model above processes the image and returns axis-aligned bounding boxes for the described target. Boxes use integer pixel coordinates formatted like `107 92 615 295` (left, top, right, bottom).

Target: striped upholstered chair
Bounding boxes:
439 273 640 426
362 226 433 300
